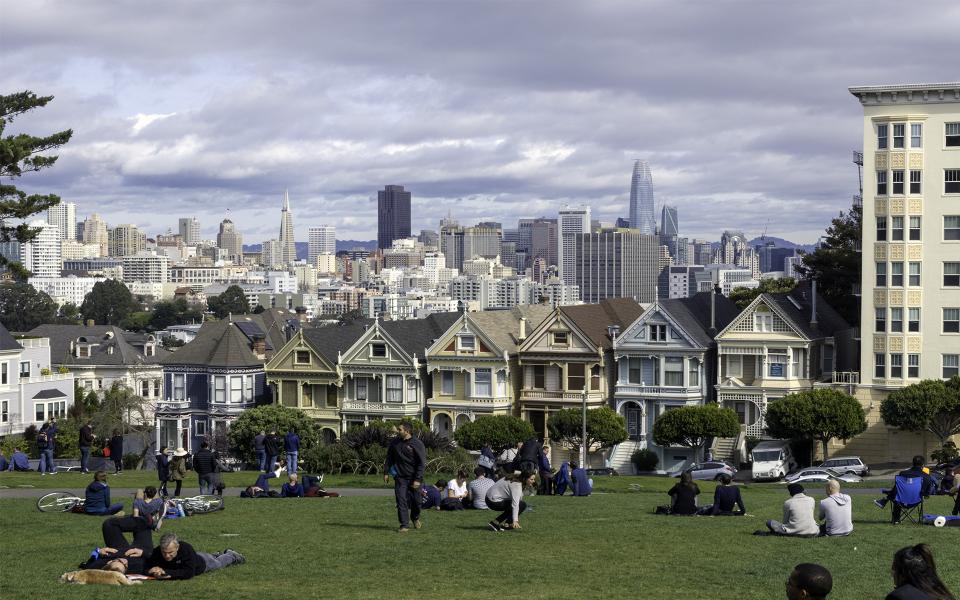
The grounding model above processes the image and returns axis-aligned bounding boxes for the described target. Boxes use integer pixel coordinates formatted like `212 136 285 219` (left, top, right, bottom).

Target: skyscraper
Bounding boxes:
308 225 336 264
629 160 656 235
178 217 201 245
22 220 61 277
660 205 678 237
574 228 658 303
377 185 412 249
47 201 76 241
558 206 591 286
279 190 296 265
108 224 145 257
217 219 244 262
82 213 109 257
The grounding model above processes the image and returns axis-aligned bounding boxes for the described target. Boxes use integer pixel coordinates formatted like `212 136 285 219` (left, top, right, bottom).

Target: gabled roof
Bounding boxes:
301 323 370 366
26 324 167 366
0 323 23 352
161 320 262 368
467 305 554 353
767 280 850 338
381 312 461 360
559 298 645 350
659 293 741 346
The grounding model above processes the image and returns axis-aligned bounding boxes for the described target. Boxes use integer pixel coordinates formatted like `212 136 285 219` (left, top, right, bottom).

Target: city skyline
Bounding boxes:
3 2 956 243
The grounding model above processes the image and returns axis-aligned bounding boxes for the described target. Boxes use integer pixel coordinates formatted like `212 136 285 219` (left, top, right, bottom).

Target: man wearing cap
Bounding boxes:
766 483 819 536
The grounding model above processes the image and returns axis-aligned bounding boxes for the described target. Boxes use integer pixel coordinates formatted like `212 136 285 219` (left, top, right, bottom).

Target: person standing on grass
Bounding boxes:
84 470 124 516
264 429 281 472
37 422 55 475
818 480 853 537
485 470 536 531
156 447 170 497
168 448 188 497
383 421 427 532
79 420 96 474
786 563 833 599
253 430 267 472
284 427 300 474
538 445 554 496
766 484 819 536
947 465 960 517
887 544 956 600
109 430 124 474
192 441 217 495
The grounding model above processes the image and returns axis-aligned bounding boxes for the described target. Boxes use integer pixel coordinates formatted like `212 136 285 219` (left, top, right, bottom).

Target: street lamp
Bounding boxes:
581 388 588 468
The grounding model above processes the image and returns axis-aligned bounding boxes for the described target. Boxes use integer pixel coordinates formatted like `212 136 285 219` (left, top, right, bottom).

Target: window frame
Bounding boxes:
876 217 887 241
370 343 387 358
195 419 207 437
356 377 368 401
294 350 311 365
892 170 905 195
876 170 888 195
566 363 586 391
891 216 904 240
911 123 922 148
440 371 454 395
875 307 886 333
943 354 959 379
908 354 920 378
19 361 30 378
457 335 476 352
213 375 226 403
385 375 403 402
909 216 921 241
890 354 903 379
891 262 904 287
0 399 7 423
649 324 667 342
877 123 888 149
945 216 960 241
944 308 960 334
230 375 243 403
173 373 185 401
552 331 569 346
946 169 960 194
909 170 922 194
892 123 905 148
908 308 920 332
474 368 493 397
945 262 960 287
909 262 921 287
890 307 903 333
875 353 886 379
946 122 960 148
726 355 742 378
663 357 684 387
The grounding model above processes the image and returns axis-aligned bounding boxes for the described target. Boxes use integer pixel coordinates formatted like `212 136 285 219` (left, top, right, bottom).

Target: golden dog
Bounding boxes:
60 570 141 585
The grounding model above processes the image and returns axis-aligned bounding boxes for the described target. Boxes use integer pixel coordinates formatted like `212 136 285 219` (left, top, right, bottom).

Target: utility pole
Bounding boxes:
581 389 588 468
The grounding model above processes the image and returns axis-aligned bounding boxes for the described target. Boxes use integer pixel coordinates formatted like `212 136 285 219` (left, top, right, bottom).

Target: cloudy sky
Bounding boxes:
3 1 957 244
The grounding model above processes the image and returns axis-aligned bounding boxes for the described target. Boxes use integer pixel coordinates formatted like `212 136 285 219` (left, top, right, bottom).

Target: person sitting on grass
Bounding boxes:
766 483 819 537
281 473 304 497
485 470 536 532
467 467 495 510
666 471 700 515
554 462 571 496
786 563 833 599
0 450 7 471
818 480 853 537
948 465 960 517
85 470 124 516
133 486 166 530
420 480 444 510
146 533 244 580
7 447 30 471
886 544 956 600
441 470 469 510
709 473 745 516
570 462 592 497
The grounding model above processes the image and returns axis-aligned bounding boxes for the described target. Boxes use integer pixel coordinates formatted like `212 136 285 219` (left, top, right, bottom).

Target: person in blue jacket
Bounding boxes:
554 462 571 496
570 462 592 496
8 447 31 471
281 474 304 497
0 450 8 471
85 470 124 515
284 428 301 474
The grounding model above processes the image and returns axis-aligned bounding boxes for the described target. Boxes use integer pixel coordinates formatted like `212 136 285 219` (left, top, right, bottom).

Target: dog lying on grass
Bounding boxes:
60 570 142 585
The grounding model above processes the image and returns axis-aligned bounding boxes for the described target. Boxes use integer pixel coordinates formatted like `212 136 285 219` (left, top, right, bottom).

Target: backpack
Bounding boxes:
37 431 49 449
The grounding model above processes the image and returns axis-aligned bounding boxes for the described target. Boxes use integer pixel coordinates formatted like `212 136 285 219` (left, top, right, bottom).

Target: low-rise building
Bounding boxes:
0 325 75 436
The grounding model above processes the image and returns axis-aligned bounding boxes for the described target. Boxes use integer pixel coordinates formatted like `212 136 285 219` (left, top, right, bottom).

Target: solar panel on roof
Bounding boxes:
234 321 273 349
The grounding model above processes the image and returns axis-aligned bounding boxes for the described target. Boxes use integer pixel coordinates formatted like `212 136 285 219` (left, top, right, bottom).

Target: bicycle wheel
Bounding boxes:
184 495 224 514
37 491 80 512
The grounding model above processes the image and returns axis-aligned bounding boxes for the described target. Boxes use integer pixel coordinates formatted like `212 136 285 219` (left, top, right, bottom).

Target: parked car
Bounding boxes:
783 468 862 485
673 461 737 481
817 456 869 477
751 441 798 481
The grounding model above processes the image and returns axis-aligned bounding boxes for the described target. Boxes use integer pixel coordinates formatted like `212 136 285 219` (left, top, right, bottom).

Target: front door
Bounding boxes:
530 410 546 442
625 406 642 440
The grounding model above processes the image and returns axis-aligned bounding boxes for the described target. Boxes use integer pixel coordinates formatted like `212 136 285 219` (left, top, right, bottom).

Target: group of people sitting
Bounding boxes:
485 437 593 496
240 462 339 498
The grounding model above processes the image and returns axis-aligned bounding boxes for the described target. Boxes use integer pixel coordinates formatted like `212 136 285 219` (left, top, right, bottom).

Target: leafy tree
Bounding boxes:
652 404 740 461
453 415 535 452
120 311 151 331
227 404 321 462
337 308 366 325
547 407 628 457
766 389 867 463
795 201 861 324
881 377 960 445
148 298 203 331
57 302 82 324
207 285 250 319
89 382 154 469
0 91 73 280
0 282 58 330
80 279 136 326
728 277 797 309
161 336 186 349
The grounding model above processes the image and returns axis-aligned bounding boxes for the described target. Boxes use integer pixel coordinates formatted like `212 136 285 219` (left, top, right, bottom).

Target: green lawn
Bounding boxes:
0 470 393 490
0 477 957 599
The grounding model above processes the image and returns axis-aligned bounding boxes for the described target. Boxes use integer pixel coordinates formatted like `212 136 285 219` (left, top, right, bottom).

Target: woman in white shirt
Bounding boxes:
443 470 469 509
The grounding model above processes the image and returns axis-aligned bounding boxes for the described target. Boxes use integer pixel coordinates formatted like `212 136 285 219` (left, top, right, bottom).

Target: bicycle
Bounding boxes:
37 491 84 512
37 492 224 514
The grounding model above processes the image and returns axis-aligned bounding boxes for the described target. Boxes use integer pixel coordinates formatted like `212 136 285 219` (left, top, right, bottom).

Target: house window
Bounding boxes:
213 376 226 403
768 350 788 378
78 346 90 358
908 308 921 332
909 262 921 287
875 308 886 332
688 360 699 387
173 374 185 401
946 122 960 147
567 363 585 391
407 377 417 402
649 324 667 341
892 170 904 195
0 362 6 384
822 345 834 374
943 355 959 378
457 335 475 351
891 216 904 241
909 217 921 241
230 376 243 403
141 381 150 397
945 216 960 241
0 400 6 422
295 350 311 364
909 170 922 194
627 358 641 384
893 123 905 148
876 171 887 195
590 365 601 390
533 365 545 389
911 123 922 148
876 262 887 287
370 343 387 358
944 308 960 333
754 313 773 332
386 375 403 402
301 384 314 407
945 262 960 287
496 370 507 396
664 357 684 387
908 354 920 378
876 217 887 241
326 386 338 408
877 123 888 149
875 353 886 378
356 377 368 400
890 307 903 333
726 355 742 378
947 170 960 194
35 403 44 422
474 369 492 397
552 332 568 346
441 371 454 395
19 361 30 378
195 420 207 436
245 376 254 402
891 262 904 287
891 354 903 379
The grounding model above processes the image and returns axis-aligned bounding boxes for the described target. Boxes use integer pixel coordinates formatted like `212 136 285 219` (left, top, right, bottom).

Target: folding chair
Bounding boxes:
892 475 924 525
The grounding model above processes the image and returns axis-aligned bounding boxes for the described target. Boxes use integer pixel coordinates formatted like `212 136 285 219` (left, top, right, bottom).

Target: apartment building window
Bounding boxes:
474 368 492 396
664 358 684 387
0 400 6 423
649 324 667 341
944 355 960 378
909 262 921 286
567 364 585 391
356 377 368 400
892 170 904 195
891 262 904 286
908 308 921 332
945 262 960 287
875 308 886 332
946 122 960 147
909 217 921 241
891 307 903 332
945 216 960 240
213 376 226 403
877 123 888 149
893 123 905 148
876 262 887 286
944 308 960 333
533 365 545 389
876 217 887 241
552 332 568 346
876 171 887 195
910 170 922 194
173 374 185 401
911 123 923 148
875 353 886 378
908 354 920 378
947 170 960 194
891 354 903 378
230 376 243 403
891 216 904 240
386 375 403 402
627 358 641 384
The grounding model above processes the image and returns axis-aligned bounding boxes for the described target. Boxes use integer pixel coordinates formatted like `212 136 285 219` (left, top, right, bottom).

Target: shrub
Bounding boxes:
418 430 453 452
631 448 658 472
931 441 959 464
426 447 474 476
453 415 534 451
227 405 322 462
122 453 141 470
301 443 358 474
341 421 396 449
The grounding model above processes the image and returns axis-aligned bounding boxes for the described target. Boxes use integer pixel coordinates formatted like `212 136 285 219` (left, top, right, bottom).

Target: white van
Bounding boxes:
750 441 797 481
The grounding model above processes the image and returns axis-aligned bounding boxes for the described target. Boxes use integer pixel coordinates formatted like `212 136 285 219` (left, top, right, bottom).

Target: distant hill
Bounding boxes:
747 236 816 253
243 240 378 260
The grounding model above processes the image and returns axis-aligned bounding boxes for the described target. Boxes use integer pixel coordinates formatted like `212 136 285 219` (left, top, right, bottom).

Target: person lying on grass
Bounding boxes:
281 474 304 497
146 533 245 580
80 545 147 576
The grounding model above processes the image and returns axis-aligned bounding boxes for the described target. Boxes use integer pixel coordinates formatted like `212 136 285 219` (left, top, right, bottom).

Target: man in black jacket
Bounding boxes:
264 429 281 472
874 455 936 522
146 533 244 580
192 442 217 495
383 422 427 532
518 436 543 475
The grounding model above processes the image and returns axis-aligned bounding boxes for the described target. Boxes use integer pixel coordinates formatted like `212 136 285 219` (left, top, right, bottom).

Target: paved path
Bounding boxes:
0 486 395 499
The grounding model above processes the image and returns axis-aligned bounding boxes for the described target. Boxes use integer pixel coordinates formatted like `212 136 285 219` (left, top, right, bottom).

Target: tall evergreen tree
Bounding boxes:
796 201 861 324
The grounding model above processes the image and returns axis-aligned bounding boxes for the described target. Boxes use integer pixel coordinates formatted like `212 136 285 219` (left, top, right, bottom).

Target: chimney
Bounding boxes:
709 284 718 334
295 306 308 323
810 280 818 329
251 334 266 358
518 317 527 341
607 325 620 340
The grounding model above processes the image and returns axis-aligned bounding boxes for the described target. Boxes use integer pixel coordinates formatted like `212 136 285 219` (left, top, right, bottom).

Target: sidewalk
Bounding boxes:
0 487 395 499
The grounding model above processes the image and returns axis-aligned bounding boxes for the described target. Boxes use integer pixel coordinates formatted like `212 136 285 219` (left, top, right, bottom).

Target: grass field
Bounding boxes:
1 476 957 600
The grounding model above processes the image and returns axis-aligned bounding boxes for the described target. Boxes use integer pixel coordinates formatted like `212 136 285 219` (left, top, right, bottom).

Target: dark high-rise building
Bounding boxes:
377 185 411 249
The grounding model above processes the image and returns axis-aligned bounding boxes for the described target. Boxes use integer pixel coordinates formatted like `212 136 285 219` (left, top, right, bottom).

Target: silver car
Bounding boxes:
674 461 737 481
817 456 869 477
783 468 862 485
